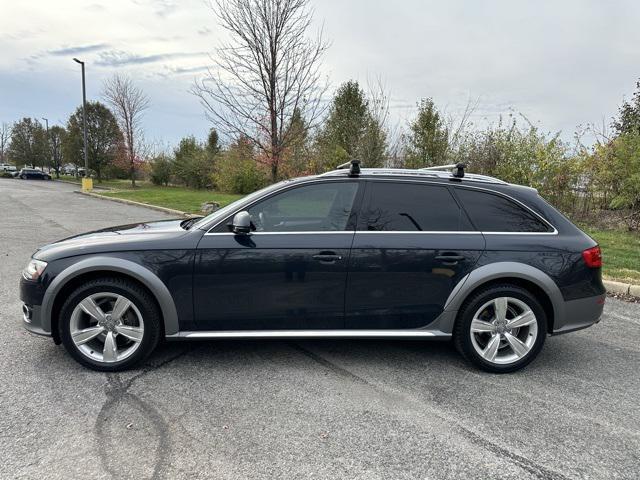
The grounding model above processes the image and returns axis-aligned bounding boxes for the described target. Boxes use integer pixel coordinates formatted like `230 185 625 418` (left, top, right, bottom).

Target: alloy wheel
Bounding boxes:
69 292 144 363
469 296 538 365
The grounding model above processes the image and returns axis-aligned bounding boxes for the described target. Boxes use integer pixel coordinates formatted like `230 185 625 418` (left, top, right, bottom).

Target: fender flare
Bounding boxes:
41 256 180 335
436 261 564 333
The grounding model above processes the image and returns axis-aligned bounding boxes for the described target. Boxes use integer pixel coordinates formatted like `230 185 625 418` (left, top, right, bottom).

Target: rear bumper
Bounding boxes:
552 293 605 335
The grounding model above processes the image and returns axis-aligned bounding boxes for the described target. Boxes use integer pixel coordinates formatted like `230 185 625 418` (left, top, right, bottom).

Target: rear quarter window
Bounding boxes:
455 188 552 233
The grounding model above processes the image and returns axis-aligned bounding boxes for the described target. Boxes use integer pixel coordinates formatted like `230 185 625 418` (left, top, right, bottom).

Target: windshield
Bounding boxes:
192 179 301 231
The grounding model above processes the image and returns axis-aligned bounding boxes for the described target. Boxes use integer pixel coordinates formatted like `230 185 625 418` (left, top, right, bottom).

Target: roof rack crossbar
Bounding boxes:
420 164 459 171
421 163 466 178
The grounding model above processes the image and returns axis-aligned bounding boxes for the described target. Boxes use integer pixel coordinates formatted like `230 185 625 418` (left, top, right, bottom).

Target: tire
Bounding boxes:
20 175 25 180
453 284 547 373
58 277 162 371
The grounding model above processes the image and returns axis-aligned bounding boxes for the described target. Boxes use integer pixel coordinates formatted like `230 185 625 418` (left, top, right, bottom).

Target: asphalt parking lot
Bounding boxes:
1 178 639 480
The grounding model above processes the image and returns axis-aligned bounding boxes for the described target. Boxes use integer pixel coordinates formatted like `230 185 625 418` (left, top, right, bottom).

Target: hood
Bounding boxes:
34 219 196 261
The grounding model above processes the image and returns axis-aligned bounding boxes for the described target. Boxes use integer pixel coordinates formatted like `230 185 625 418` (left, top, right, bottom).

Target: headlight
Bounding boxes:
23 259 48 281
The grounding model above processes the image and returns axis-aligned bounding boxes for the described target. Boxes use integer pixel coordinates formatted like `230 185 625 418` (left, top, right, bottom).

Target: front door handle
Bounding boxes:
313 252 343 263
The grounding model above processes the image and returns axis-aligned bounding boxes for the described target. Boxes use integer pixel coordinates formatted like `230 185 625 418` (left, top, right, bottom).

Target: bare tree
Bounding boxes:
0 122 12 163
102 75 150 187
193 0 329 181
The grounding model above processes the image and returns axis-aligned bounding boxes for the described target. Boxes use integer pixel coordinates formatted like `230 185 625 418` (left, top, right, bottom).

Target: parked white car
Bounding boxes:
0 164 18 173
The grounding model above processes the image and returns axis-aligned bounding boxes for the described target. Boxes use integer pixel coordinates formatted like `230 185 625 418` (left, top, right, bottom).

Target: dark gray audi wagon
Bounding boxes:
20 162 605 372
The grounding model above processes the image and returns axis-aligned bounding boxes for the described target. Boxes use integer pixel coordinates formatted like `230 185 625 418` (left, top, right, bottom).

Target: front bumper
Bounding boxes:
22 304 51 337
20 277 51 337
552 293 606 335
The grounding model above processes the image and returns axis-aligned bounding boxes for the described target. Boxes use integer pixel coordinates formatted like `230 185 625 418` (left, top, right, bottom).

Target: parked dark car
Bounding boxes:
20 162 605 372
17 168 51 180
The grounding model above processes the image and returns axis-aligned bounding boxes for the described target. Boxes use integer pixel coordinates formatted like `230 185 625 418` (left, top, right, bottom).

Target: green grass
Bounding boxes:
98 186 243 214
581 225 640 283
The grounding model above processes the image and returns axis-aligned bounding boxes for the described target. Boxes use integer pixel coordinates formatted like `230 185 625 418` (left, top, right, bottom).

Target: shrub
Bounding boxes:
150 154 173 186
214 154 267 194
172 137 214 189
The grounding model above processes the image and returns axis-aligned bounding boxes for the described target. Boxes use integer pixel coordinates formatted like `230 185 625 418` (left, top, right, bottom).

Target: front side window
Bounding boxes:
359 182 469 232
247 182 359 232
455 188 552 232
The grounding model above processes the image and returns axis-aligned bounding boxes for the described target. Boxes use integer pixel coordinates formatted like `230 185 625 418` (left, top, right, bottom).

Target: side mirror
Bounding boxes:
231 211 252 234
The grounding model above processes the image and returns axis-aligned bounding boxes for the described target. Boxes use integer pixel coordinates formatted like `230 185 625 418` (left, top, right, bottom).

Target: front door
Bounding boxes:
345 180 485 329
194 180 362 331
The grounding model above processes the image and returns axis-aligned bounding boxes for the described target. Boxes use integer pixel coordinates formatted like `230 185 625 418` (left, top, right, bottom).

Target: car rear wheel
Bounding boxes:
59 277 161 371
453 284 546 373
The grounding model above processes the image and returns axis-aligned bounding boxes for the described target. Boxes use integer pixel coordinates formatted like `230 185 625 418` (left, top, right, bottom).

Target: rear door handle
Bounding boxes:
313 252 343 263
435 252 465 264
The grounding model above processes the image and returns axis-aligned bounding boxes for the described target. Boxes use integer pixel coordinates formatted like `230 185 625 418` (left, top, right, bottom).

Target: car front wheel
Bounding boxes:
453 284 546 373
59 277 161 371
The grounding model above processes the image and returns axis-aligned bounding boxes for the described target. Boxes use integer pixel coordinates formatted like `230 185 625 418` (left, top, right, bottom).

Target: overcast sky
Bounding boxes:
1 0 639 148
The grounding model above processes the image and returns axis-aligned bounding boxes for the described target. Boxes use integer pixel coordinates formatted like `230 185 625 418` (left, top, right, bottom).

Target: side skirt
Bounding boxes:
166 330 452 340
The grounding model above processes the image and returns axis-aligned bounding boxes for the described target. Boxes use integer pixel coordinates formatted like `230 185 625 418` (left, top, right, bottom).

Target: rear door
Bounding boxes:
345 180 485 329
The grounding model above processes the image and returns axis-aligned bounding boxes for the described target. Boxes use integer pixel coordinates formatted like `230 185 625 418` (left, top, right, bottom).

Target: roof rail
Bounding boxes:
320 166 507 185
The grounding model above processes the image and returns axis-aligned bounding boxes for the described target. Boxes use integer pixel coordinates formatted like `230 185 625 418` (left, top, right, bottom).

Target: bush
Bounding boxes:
172 137 214 189
150 154 173 186
214 154 267 194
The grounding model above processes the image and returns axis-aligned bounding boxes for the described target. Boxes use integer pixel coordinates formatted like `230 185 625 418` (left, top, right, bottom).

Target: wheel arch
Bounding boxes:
441 262 564 334
43 257 179 341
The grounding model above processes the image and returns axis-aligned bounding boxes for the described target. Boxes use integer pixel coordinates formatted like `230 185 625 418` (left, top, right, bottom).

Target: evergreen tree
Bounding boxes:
314 80 388 171
613 79 640 136
404 98 449 168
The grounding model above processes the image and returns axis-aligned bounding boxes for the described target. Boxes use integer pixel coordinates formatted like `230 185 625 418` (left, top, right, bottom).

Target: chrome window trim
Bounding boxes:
204 231 355 236
203 230 557 236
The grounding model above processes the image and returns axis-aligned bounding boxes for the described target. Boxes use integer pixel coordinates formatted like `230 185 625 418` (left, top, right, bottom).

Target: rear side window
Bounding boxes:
359 182 470 232
455 188 552 232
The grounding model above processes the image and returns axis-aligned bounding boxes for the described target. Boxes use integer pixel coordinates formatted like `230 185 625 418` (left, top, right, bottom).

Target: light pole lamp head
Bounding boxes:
73 58 84 65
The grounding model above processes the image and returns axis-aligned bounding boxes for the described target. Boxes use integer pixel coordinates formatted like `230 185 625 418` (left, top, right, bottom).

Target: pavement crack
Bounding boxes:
291 343 571 480
93 347 192 480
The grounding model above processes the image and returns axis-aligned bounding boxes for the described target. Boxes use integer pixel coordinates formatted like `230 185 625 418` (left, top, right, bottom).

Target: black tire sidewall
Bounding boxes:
59 279 161 371
455 285 547 373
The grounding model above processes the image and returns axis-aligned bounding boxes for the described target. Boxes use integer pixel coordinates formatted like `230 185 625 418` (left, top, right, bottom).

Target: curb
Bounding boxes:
75 190 195 217
55 179 111 190
603 279 640 297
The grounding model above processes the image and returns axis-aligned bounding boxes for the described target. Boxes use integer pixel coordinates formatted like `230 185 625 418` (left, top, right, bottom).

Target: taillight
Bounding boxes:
582 246 602 268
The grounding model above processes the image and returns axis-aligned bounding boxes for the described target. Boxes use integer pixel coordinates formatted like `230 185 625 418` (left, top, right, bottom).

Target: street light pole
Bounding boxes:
41 117 50 174
73 57 91 191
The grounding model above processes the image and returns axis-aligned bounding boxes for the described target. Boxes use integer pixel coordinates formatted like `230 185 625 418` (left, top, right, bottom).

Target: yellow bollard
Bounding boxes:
81 177 93 192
